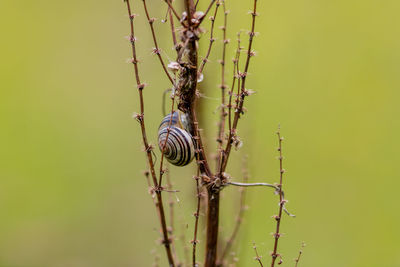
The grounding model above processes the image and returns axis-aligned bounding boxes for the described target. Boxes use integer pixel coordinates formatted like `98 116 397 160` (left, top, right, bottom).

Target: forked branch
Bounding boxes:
124 1 175 266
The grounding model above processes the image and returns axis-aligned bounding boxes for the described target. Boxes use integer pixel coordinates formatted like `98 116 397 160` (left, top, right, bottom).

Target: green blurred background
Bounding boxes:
1 0 400 266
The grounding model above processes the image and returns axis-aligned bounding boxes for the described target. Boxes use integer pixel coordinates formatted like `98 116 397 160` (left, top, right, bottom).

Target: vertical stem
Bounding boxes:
216 0 228 173
270 129 285 267
124 1 175 266
192 167 201 266
220 0 258 173
205 188 220 267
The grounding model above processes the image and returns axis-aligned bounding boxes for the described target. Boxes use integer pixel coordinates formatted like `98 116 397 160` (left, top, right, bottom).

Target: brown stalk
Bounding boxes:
217 157 248 266
142 0 175 85
167 0 178 48
166 166 180 264
220 0 258 173
270 128 285 267
294 242 305 267
198 0 217 25
215 0 228 173
192 167 201 266
198 1 220 74
124 1 175 266
164 0 183 23
227 32 241 137
253 242 264 267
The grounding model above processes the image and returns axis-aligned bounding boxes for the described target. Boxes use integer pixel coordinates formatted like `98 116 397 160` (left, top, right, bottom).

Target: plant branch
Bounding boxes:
253 242 264 267
192 167 201 266
227 32 241 137
198 1 220 75
220 0 258 173
164 0 183 23
124 1 175 266
197 0 217 26
216 0 228 173
217 157 248 266
294 242 305 267
142 0 175 85
270 128 285 267
166 0 178 49
166 166 179 264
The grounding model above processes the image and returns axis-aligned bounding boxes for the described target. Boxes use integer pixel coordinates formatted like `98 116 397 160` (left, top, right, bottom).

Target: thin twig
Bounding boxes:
227 182 278 191
192 167 201 266
166 0 178 49
270 127 285 267
124 1 175 266
227 181 294 217
197 0 217 26
142 0 175 85
253 242 264 267
294 242 305 267
166 166 179 264
164 0 183 23
198 1 220 74
227 32 241 137
217 157 248 266
221 0 258 173
216 0 228 173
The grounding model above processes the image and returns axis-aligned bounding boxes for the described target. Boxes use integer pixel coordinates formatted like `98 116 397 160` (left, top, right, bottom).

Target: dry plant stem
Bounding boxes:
227 33 241 135
253 243 264 267
217 158 248 266
166 166 179 264
198 2 220 74
142 0 175 85
124 1 175 266
227 182 278 191
216 0 228 172
221 0 258 173
270 130 285 267
192 167 201 266
294 243 305 267
198 0 217 25
205 187 220 267
167 0 178 48
164 0 183 23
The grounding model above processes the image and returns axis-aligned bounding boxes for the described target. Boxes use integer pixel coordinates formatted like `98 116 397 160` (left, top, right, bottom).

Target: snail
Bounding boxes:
158 111 195 166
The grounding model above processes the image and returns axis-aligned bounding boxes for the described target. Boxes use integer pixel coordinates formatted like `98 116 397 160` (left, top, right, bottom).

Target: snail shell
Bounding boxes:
158 111 195 166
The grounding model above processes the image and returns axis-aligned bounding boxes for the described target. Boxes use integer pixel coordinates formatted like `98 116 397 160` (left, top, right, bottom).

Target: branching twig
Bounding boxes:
227 182 278 191
198 1 220 75
192 167 201 266
270 127 285 267
198 0 217 26
253 242 264 267
217 157 248 266
216 0 228 172
166 166 180 264
227 32 241 137
221 0 258 173
164 0 183 23
294 242 305 267
142 0 175 85
124 1 175 266
166 0 178 49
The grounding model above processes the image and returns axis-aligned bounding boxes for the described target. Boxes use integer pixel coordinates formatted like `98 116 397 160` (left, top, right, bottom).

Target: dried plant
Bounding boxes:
123 0 301 266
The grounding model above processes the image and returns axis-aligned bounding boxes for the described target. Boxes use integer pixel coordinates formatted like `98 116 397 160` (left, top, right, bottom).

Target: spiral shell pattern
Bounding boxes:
158 112 195 166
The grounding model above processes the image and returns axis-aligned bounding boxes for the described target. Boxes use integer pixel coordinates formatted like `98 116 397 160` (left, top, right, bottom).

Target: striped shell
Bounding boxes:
158 111 195 166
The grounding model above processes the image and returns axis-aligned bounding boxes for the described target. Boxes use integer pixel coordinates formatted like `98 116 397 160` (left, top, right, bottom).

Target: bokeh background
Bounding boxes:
1 0 400 266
